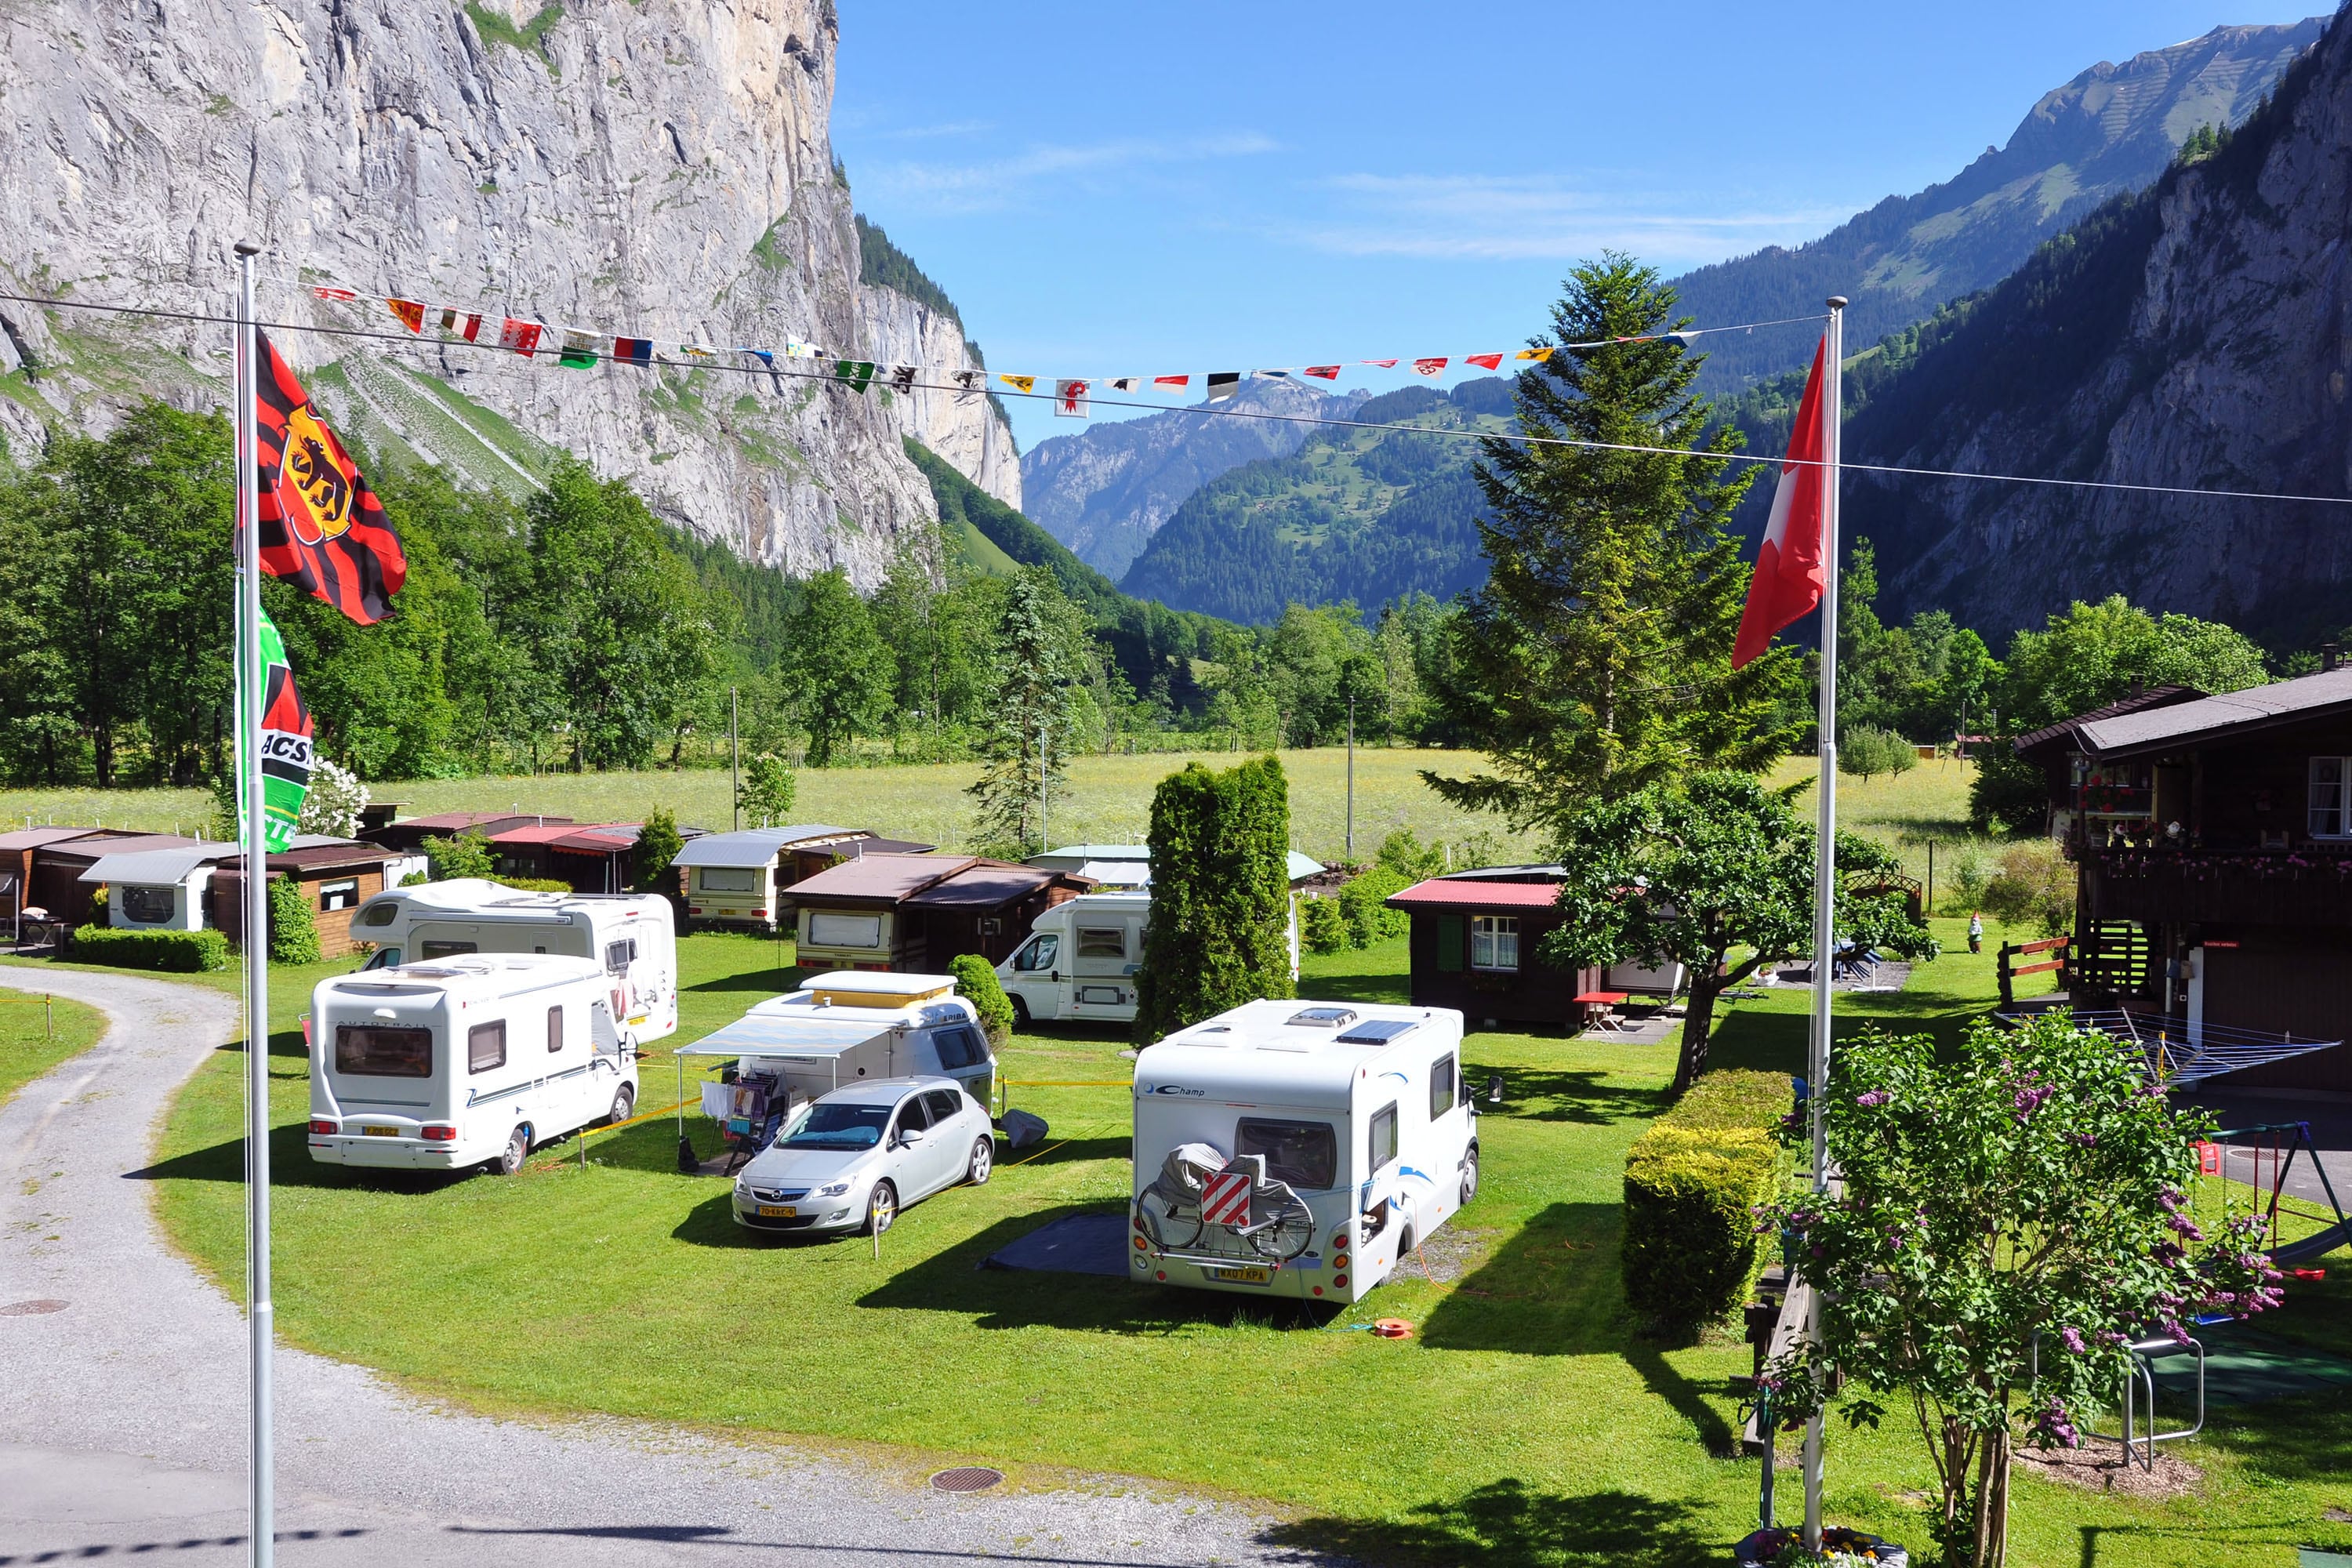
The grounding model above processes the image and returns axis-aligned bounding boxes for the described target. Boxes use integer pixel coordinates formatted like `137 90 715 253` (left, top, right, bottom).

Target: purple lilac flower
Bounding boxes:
1855 1090 1890 1108
2071 1132 2098 1147
2060 1327 2086 1354
2036 1399 2082 1449
2167 1213 2205 1241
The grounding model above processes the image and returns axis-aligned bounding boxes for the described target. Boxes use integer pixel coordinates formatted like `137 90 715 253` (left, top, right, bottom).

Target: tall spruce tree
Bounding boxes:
966 568 1095 855
1427 254 1800 834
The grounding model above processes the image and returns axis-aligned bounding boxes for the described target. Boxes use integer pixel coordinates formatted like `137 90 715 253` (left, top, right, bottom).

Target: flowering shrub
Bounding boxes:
1759 1012 2274 1567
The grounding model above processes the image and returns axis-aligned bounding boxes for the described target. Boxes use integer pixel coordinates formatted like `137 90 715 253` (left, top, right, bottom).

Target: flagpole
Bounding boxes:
1801 293 1846 1554
234 238 275 1568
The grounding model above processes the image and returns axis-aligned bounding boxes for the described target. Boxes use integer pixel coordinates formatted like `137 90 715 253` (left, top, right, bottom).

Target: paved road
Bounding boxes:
0 968 1327 1567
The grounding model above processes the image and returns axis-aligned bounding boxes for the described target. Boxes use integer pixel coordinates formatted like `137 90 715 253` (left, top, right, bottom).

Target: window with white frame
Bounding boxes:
2311 757 2351 839
1470 914 1519 971
697 866 755 893
318 877 360 912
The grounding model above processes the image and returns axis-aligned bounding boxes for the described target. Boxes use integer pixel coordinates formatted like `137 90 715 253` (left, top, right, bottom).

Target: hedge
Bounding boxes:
1621 1068 1793 1330
1300 895 1347 954
1133 756 1294 1040
948 953 1015 1044
1337 865 1412 948
70 924 230 973
267 874 321 965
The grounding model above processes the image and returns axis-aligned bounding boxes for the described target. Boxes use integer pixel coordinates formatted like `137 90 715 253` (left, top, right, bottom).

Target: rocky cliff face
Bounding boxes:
0 0 1005 586
854 283 1022 511
1843 8 2352 642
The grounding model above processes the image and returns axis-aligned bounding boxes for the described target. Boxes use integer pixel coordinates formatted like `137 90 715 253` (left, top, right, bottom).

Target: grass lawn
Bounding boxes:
0 746 1542 869
0 981 107 1109
118 917 2351 1566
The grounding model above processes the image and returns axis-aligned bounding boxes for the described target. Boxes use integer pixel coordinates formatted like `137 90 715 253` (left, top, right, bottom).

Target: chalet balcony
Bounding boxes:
2078 843 2352 929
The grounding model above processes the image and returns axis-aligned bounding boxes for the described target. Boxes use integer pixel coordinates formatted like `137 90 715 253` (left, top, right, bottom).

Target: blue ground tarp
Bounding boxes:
982 1211 1130 1277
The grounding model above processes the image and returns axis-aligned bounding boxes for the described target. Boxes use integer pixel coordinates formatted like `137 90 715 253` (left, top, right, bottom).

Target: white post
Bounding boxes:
1038 717 1049 856
233 240 274 1568
1802 293 1846 1553
1346 693 1356 862
730 686 741 831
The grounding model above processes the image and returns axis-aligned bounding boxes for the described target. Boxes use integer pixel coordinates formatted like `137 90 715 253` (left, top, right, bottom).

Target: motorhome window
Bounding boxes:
1368 1103 1399 1174
421 940 477 960
1236 1118 1338 1190
120 884 175 924
318 878 360 912
546 1005 564 1054
783 1103 889 1150
468 1021 506 1073
934 1025 985 1070
1012 934 1059 971
809 913 882 949
895 1095 933 1135
359 902 400 927
1076 926 1126 959
698 866 756 893
1429 1054 1457 1119
604 938 637 974
924 1089 964 1123
1470 916 1520 971
335 1025 430 1078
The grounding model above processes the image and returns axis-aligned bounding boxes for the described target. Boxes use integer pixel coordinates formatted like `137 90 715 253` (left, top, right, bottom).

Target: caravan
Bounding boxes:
306 955 637 1177
350 879 677 1045
1130 999 1475 1304
997 891 1298 1025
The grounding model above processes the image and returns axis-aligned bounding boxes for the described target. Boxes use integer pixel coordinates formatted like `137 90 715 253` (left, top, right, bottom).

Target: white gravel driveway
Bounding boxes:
0 967 1329 1567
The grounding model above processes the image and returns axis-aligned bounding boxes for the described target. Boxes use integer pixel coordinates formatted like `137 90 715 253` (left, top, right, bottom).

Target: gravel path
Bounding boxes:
0 967 1328 1567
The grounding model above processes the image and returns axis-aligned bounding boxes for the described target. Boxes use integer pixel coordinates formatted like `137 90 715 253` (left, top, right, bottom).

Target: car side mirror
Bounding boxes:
898 1127 925 1147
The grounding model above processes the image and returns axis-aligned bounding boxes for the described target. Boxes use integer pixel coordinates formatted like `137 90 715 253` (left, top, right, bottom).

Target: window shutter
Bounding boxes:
1437 913 1465 972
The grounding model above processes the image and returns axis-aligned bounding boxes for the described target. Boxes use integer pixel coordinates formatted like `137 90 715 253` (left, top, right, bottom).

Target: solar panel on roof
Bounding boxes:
1335 1018 1419 1045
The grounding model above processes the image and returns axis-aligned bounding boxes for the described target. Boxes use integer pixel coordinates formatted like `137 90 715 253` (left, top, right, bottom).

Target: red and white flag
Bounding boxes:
1731 334 1830 669
1054 378 1091 417
1464 352 1502 370
1360 358 1399 368
496 317 543 358
1413 357 1447 378
1304 365 1341 379
1153 374 1190 396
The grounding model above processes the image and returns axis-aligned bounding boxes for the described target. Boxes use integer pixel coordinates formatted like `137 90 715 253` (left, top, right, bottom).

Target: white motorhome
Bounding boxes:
307 955 636 1177
997 891 1298 1026
675 971 999 1150
349 879 678 1045
1130 999 1474 1304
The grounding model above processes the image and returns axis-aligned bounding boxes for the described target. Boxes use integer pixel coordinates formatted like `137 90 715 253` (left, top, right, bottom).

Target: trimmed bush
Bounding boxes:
499 877 575 894
423 829 495 880
1621 1068 1793 1331
1337 865 1412 949
1300 895 1347 955
267 874 321 965
1133 756 1294 1040
949 953 1015 1044
70 924 230 972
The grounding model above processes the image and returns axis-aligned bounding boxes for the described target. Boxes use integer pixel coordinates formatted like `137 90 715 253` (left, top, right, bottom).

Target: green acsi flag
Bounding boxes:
238 606 314 854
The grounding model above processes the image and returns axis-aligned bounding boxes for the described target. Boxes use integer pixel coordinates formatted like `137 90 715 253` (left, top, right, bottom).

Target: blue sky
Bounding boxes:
833 3 2322 452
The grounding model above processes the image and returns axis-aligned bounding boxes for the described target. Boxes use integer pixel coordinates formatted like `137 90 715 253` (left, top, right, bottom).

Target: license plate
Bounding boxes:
361 1125 400 1138
1210 1265 1270 1283
757 1205 797 1218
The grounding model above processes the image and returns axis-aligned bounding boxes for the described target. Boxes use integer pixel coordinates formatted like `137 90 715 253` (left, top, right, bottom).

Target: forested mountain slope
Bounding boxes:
1119 379 1515 622
1671 19 2324 394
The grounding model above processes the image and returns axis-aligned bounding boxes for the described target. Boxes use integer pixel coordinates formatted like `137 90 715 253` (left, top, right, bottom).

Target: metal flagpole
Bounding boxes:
1801 293 1847 1553
730 686 740 831
1345 693 1356 862
233 238 274 1568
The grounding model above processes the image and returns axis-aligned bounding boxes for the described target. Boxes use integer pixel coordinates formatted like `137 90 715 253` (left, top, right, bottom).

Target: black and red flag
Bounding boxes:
254 329 407 624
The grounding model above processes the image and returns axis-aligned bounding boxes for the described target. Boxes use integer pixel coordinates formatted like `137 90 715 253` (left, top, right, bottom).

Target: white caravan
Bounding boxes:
307 954 637 1177
675 971 1000 1147
350 878 678 1045
1130 999 1475 1304
997 891 1298 1025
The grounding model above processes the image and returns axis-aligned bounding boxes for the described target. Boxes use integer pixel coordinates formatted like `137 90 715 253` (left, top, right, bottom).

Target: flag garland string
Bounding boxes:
9 288 2352 512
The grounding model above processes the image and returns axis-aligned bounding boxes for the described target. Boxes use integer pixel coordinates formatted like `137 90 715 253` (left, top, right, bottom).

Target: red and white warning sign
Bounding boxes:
1200 1169 1253 1228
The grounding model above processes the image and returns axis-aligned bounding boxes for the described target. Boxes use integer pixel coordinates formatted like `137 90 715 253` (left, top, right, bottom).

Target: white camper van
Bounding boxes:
997 891 1298 1025
307 955 637 1177
675 971 999 1152
1130 1000 1475 1304
350 879 678 1045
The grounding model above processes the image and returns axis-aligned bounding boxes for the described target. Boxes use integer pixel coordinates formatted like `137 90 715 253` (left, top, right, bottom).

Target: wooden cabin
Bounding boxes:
1385 867 1601 1030
779 853 1093 971
673 826 938 929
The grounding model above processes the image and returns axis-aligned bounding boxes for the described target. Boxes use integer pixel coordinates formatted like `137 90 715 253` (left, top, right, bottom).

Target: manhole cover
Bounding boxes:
0 1299 67 1316
929 1467 1004 1494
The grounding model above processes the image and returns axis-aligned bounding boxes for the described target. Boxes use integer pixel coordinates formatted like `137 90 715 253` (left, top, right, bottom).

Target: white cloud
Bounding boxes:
1291 172 1857 267
861 132 1281 213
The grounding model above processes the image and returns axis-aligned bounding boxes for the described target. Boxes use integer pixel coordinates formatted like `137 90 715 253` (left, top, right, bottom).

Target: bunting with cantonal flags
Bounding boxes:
889 364 918 394
1109 377 1142 394
1464 353 1502 370
254 328 408 625
1413 357 1447 378
1361 358 1399 368
495 317 543 357
953 369 987 398
441 307 482 340
1054 379 1090 417
1206 372 1240 401
559 329 604 368
998 373 1036 394
612 336 655 367
834 360 877 392
388 299 426 335
1153 374 1189 395
1514 347 1554 363
1305 365 1340 379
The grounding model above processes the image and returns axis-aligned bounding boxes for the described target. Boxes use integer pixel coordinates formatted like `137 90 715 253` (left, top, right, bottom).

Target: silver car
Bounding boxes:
731 1076 995 1236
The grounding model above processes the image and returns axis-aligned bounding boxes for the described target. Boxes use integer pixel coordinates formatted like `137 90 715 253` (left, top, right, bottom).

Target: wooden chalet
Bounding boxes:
779 853 1093 972
361 810 572 855
209 839 402 959
2016 662 2352 1091
1384 867 1602 1030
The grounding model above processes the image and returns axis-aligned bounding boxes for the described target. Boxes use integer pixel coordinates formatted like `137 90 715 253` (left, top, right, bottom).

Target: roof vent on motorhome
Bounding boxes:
1287 1007 1359 1029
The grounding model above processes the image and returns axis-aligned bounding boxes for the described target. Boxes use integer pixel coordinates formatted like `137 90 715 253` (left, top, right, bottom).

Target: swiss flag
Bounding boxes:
1731 335 1829 669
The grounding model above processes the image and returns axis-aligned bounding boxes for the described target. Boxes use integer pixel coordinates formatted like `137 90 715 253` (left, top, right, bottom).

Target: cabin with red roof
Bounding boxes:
1384 866 1601 1030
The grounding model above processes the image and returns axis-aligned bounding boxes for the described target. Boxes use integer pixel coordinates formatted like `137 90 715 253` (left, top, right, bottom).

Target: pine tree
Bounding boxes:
965 568 1096 856
1426 254 1801 835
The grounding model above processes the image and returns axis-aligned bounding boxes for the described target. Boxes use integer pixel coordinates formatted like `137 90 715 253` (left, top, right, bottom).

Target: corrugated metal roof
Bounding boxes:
2076 667 2352 757
779 853 971 902
0 826 113 854
1385 877 1563 909
671 826 855 868
906 862 1062 907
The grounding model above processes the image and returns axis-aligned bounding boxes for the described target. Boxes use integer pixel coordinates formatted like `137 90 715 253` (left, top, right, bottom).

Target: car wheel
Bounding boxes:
866 1180 898 1236
967 1136 993 1185
1009 994 1031 1026
606 1083 637 1127
1461 1143 1480 1206
494 1125 529 1177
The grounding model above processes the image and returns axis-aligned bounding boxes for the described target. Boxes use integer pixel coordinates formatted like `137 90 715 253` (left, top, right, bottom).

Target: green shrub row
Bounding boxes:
1621 1068 1792 1331
70 924 231 972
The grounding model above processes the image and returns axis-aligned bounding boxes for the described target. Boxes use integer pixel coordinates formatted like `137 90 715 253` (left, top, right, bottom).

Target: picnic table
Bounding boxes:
1573 989 1631 1032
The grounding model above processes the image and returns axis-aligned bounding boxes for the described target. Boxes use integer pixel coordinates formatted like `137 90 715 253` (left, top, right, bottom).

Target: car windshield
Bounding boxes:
781 1102 890 1149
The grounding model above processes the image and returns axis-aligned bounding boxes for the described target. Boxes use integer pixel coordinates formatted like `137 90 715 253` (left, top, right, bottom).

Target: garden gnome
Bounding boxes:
1968 911 1984 953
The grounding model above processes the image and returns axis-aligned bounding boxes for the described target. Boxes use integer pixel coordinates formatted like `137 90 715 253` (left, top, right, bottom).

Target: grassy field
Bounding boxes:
113 916 2350 1567
0 983 106 1110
